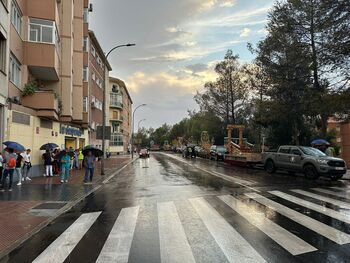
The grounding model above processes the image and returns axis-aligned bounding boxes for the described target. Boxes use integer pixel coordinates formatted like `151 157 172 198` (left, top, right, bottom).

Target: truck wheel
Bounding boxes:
265 160 276 174
303 164 319 180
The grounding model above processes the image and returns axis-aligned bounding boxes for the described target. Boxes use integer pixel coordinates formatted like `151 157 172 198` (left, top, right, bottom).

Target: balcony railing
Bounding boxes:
110 133 124 146
21 91 59 120
110 101 123 109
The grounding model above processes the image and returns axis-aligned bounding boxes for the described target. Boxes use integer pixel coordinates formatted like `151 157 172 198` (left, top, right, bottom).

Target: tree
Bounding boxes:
195 50 247 126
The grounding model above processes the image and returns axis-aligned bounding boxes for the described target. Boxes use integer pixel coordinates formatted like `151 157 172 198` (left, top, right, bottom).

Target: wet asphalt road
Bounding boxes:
2 152 350 263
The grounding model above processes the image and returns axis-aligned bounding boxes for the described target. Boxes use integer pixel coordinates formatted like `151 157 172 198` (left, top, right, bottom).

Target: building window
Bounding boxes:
9 54 21 87
110 134 123 146
0 33 6 73
29 18 57 44
12 111 30 125
110 93 123 108
83 8 89 23
11 1 22 35
83 96 88 112
83 67 88 81
83 36 88 52
40 119 53 129
91 45 96 57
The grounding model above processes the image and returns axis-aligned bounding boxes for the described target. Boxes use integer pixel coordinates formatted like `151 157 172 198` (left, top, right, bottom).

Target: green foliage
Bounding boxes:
22 81 38 97
54 93 63 115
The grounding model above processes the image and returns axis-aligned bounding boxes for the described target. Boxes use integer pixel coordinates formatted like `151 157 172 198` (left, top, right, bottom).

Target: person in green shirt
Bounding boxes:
60 151 71 183
78 149 84 170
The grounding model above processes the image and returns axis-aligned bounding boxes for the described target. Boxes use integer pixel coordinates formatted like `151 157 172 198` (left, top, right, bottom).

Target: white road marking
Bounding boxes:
189 197 266 263
96 206 140 263
157 201 195 263
270 190 350 223
245 193 350 245
330 187 350 193
311 188 350 199
163 153 260 192
33 212 101 263
291 189 350 210
219 195 317 255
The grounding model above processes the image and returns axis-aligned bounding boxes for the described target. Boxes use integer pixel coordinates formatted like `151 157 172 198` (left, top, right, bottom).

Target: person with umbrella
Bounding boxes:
42 149 53 177
0 148 17 192
83 151 95 184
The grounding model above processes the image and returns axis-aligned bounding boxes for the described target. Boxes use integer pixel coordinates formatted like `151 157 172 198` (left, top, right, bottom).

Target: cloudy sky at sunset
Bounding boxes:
89 0 275 129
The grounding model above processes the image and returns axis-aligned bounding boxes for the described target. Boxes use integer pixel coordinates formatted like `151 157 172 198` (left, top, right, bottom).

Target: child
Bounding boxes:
60 151 71 183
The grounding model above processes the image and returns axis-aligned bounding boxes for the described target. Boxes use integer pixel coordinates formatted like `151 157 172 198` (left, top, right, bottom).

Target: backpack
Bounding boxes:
8 157 16 168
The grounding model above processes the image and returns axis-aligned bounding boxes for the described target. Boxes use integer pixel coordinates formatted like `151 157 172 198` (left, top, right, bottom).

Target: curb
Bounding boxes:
0 158 137 260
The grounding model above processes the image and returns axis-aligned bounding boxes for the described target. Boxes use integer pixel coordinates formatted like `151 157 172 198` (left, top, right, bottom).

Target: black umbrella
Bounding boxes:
40 143 59 150
56 150 74 159
82 146 103 157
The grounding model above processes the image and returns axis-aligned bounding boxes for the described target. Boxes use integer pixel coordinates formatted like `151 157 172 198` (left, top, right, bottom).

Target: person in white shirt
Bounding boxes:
21 149 32 181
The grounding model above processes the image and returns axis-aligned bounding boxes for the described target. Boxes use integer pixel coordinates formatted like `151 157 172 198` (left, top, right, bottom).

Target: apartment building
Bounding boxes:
328 119 350 166
0 0 10 146
86 30 111 148
5 0 91 173
109 77 132 154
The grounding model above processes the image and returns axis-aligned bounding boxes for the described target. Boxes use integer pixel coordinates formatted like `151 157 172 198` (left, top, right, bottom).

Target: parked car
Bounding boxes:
262 145 347 180
182 145 196 158
210 145 226 161
195 146 209 159
139 148 150 158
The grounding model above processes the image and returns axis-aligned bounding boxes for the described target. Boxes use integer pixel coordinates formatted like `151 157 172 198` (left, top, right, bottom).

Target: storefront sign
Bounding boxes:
60 124 82 137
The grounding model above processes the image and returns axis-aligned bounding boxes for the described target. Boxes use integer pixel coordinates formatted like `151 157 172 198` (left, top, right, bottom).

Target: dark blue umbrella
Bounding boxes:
3 141 26 152
82 146 103 157
311 139 330 146
40 143 59 150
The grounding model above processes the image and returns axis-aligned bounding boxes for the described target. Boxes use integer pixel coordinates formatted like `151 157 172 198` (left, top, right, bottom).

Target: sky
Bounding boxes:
89 0 276 129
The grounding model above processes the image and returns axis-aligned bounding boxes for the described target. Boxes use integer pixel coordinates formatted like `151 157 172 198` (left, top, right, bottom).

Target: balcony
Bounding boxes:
25 42 59 81
110 113 123 122
27 0 58 21
110 101 123 109
21 91 59 120
110 133 124 147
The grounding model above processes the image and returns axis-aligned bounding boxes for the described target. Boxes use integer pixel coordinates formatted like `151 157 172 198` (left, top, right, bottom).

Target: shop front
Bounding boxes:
60 124 88 150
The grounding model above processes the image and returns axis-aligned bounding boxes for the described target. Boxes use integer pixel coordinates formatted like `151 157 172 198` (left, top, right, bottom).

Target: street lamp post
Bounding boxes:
101 43 135 175
131 104 146 159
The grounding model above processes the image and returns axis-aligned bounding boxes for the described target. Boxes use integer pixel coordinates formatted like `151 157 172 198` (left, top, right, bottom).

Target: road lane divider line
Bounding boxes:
157 201 196 263
96 206 140 263
311 188 350 199
162 153 260 193
189 197 266 263
218 195 317 255
291 189 350 210
269 190 350 223
33 212 101 263
245 192 350 245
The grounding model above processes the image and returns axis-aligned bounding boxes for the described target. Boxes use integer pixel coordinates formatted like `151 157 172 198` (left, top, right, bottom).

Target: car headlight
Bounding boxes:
317 159 328 164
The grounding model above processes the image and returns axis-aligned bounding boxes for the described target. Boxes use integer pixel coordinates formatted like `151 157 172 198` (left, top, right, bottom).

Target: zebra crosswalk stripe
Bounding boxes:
218 195 317 255
96 206 140 263
189 197 266 263
270 190 350 224
157 201 196 263
33 212 101 263
311 188 350 199
291 189 350 210
330 187 350 193
245 192 350 245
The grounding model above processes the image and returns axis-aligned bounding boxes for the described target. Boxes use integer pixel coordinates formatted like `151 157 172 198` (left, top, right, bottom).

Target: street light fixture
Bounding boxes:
131 104 146 159
101 43 136 175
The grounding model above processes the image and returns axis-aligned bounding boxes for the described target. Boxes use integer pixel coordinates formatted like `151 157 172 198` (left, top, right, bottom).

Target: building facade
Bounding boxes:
5 0 91 173
86 30 111 148
108 77 132 154
0 0 10 146
328 119 350 167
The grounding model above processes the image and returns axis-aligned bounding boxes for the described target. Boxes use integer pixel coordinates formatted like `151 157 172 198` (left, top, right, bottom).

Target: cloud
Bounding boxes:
219 0 237 7
240 28 252 37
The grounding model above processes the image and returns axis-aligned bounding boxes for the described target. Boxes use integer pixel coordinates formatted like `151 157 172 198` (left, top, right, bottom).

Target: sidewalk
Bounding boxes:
0 156 133 258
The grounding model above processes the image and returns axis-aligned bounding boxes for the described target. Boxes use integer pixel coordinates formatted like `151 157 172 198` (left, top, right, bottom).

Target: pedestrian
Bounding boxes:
60 151 71 183
21 149 32 181
78 149 84 170
69 147 75 170
0 152 3 186
1 148 17 192
325 146 335 157
74 149 79 169
52 149 59 175
42 150 53 177
15 152 23 185
83 151 95 184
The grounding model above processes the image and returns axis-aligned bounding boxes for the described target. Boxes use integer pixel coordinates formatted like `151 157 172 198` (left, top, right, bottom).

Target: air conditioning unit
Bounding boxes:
88 3 93 12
